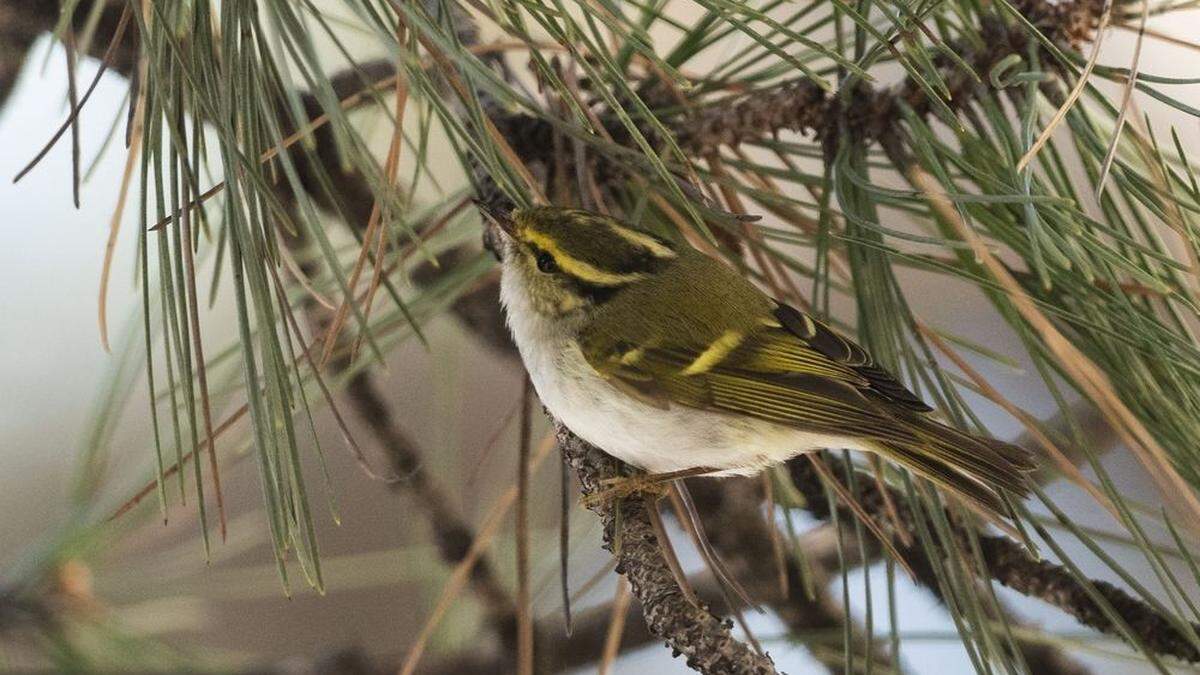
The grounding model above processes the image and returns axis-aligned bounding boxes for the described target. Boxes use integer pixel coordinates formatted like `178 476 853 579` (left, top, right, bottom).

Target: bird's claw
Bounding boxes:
582 473 673 507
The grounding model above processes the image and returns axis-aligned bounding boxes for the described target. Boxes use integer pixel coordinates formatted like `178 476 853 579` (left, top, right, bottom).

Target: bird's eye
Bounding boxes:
535 251 558 274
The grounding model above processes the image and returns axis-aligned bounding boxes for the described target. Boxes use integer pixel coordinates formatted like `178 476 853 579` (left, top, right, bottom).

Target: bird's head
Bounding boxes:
489 206 678 318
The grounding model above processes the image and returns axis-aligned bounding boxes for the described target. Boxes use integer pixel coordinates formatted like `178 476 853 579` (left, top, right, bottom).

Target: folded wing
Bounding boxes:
580 300 1034 514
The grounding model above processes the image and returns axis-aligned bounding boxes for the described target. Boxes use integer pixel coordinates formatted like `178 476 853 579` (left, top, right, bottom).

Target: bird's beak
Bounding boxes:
476 200 516 261
476 200 516 238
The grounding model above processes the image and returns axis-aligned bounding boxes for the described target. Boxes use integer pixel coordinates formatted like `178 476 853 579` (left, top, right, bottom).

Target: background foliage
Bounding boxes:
5 0 1200 672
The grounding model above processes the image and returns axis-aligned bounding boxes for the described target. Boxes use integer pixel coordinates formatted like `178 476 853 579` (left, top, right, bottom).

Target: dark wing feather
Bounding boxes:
772 303 932 412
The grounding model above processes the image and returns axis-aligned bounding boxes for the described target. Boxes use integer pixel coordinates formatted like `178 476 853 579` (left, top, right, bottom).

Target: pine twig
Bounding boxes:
979 536 1200 662
675 0 1105 156
787 456 1200 664
557 424 778 675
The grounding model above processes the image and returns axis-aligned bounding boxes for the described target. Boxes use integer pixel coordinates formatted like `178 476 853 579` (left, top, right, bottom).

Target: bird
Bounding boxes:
489 205 1035 517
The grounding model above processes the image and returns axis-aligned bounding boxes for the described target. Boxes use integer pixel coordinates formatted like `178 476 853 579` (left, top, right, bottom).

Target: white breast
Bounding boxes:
499 270 872 475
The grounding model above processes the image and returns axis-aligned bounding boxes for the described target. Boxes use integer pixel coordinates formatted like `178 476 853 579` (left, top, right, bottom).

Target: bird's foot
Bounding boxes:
581 467 717 507
583 474 672 506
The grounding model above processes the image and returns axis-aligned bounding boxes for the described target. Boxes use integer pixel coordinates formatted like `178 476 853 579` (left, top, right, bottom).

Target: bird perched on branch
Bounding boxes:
488 205 1034 518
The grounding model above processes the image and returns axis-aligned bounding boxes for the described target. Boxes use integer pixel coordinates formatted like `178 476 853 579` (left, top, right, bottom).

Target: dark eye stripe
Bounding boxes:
570 278 619 305
610 247 663 275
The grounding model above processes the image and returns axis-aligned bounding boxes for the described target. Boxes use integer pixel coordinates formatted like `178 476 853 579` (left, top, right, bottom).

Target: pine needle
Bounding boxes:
266 262 391 485
670 482 761 614
65 30 81 209
644 494 698 606
12 4 132 184
516 377 535 675
145 39 555 232
98 88 144 353
560 449 574 635
762 473 790 598
565 556 619 611
599 577 632 675
669 483 766 656
868 455 911 547
178 168 227 542
108 404 250 522
1096 0 1150 199
909 162 1200 534
1120 24 1200 53
1016 0 1113 172
916 320 1118 517
349 66 409 362
397 433 556 675
807 454 917 581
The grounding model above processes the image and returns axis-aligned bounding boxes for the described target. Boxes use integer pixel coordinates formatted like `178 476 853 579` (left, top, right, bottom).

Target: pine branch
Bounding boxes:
787 456 1200 664
254 1 1176 668
674 0 1109 155
5 0 1191 671
979 536 1200 662
557 424 779 675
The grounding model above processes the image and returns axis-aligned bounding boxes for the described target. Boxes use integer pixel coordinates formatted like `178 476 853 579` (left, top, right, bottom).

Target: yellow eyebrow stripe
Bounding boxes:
522 230 644 286
607 222 677 259
682 329 744 375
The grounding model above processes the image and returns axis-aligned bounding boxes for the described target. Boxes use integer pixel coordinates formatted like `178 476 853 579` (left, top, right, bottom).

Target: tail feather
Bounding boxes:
876 415 1035 517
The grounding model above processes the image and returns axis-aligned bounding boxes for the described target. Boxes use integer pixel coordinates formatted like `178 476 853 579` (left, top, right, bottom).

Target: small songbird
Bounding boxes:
491 205 1034 515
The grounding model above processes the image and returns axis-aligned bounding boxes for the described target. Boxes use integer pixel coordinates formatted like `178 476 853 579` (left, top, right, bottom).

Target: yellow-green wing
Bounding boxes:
580 300 928 429
579 300 1033 509
578 302 924 444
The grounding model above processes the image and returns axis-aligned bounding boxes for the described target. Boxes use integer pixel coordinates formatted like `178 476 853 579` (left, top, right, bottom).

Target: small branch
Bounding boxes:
557 424 778 675
4 1 1167 672
786 455 1200 664
979 536 1200 663
516 378 535 675
675 0 1106 157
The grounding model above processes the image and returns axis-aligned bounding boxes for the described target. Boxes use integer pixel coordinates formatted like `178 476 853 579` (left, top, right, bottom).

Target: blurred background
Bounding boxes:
2 3 1200 673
